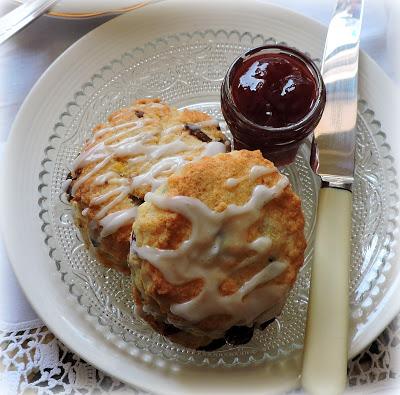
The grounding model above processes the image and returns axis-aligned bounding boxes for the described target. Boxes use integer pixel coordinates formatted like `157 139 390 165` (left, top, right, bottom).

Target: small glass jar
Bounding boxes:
221 45 326 166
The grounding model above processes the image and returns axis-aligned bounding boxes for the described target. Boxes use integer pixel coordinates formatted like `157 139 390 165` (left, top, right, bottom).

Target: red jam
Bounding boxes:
221 45 326 166
231 53 317 128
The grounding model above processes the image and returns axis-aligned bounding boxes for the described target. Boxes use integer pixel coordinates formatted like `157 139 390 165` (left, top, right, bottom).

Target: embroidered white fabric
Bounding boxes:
1 317 399 394
0 321 147 394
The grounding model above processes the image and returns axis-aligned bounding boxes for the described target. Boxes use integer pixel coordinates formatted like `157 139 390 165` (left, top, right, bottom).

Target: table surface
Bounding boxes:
1 0 400 394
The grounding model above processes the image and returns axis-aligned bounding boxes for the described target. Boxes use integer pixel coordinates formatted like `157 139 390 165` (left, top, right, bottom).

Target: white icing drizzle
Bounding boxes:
93 171 119 186
92 119 149 139
193 119 220 128
90 186 126 205
71 157 112 196
161 119 220 136
91 185 131 220
73 121 156 172
147 139 192 160
128 156 146 165
225 165 276 188
129 141 224 193
132 172 289 327
136 102 165 109
226 178 240 188
131 156 186 191
249 165 276 180
100 133 156 159
201 141 226 157
99 207 138 238
68 105 224 238
108 178 130 185
161 124 184 136
62 179 72 192
171 262 287 326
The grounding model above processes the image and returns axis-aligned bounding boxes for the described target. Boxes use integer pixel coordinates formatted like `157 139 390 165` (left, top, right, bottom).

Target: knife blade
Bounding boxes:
301 1 364 394
314 0 363 187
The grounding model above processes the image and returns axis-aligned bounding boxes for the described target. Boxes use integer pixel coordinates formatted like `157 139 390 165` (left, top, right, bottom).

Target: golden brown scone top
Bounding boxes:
67 98 226 273
131 150 306 325
70 98 226 214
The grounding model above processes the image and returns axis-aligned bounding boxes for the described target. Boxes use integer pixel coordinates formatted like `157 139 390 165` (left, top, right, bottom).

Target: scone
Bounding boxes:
130 150 306 349
65 99 228 274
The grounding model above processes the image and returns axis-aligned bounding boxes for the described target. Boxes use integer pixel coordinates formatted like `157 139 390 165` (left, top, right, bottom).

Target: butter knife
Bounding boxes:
301 1 364 394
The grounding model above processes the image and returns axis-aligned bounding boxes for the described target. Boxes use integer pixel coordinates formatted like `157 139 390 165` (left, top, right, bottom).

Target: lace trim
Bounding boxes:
0 326 146 394
0 319 43 333
0 318 399 394
349 315 400 386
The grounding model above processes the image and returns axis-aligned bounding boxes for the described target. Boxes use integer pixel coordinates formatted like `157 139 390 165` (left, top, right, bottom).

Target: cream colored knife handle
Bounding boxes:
302 187 351 395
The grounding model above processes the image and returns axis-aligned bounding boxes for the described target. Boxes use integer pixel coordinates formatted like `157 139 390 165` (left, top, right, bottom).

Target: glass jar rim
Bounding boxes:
223 44 325 133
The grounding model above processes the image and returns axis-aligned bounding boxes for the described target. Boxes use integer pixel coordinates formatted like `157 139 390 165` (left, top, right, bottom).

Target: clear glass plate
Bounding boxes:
39 30 398 368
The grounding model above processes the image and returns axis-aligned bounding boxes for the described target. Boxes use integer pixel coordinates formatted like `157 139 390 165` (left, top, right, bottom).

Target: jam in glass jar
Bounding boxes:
221 45 326 166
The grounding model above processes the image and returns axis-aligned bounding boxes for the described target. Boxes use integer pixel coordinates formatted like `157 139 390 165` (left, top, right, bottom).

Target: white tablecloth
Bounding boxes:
1 0 399 394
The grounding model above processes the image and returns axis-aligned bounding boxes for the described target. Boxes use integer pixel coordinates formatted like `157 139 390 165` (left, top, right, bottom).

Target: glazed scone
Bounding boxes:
66 99 228 274
130 150 306 348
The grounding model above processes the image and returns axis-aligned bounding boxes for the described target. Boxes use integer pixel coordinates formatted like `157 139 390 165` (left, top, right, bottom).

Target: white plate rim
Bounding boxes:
1 0 399 393
13 0 150 18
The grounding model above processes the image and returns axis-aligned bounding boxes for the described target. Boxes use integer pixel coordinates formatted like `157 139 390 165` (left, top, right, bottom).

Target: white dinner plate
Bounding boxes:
2 0 400 393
